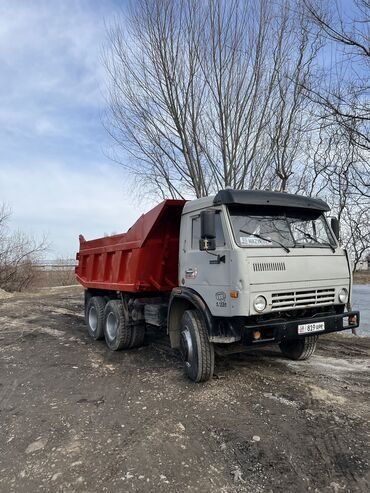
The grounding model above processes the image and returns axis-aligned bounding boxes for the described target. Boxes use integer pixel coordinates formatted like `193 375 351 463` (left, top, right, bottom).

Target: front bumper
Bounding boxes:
243 311 360 345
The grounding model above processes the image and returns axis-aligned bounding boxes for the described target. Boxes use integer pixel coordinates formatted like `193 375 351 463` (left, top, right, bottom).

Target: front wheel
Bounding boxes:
279 335 318 360
180 310 214 382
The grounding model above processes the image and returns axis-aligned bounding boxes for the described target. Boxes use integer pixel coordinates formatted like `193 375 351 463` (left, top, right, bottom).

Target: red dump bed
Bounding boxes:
75 200 186 293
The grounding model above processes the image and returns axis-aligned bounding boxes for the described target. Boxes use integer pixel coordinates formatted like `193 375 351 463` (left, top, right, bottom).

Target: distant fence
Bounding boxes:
34 259 77 271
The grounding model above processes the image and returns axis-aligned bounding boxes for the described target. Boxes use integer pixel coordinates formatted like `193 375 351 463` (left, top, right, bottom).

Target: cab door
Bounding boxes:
179 208 231 317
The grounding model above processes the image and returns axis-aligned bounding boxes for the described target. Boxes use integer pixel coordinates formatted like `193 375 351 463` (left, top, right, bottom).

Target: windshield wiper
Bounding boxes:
294 227 336 253
320 242 336 253
239 229 290 253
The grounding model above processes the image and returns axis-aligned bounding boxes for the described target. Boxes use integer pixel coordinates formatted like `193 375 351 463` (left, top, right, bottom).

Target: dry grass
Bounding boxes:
30 269 78 289
353 271 370 284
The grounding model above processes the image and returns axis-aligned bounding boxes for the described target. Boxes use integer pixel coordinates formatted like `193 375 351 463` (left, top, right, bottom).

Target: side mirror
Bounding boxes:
200 210 216 251
331 217 340 241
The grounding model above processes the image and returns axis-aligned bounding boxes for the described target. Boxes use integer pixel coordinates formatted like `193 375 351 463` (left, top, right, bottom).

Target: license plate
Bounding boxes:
297 321 325 334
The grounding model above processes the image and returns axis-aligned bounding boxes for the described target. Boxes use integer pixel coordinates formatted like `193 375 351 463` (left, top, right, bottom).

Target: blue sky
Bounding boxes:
0 0 149 258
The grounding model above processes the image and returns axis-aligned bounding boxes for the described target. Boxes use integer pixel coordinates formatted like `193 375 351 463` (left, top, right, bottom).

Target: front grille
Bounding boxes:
271 288 335 310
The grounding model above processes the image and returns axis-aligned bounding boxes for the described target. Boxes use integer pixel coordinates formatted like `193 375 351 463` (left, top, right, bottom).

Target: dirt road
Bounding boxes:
0 286 369 492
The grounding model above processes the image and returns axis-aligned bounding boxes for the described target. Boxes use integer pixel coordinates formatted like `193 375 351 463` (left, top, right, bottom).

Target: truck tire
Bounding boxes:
86 296 105 340
279 335 318 360
103 300 131 350
180 310 214 382
129 324 145 348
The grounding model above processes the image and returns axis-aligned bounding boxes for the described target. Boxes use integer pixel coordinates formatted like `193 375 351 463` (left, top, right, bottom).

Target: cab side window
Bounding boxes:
191 212 226 249
191 216 201 249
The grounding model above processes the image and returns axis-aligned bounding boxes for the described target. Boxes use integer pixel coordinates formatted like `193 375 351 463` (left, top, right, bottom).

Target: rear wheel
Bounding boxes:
279 335 318 360
103 300 131 350
86 296 105 340
180 310 214 382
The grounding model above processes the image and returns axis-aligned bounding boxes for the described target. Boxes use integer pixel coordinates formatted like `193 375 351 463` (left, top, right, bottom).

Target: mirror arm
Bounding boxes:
209 254 225 265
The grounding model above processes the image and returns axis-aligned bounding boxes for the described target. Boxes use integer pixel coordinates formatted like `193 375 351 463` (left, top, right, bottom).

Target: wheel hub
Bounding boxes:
106 312 118 341
180 328 193 368
88 306 98 333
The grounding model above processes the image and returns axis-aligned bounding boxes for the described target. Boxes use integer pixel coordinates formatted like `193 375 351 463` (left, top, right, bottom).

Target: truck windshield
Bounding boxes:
228 206 336 249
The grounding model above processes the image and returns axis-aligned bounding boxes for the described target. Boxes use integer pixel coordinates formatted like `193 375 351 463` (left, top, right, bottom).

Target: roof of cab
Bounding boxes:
183 189 330 214
182 196 215 214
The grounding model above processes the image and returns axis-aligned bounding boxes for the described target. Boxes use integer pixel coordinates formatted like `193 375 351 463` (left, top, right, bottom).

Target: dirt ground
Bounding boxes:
0 286 369 493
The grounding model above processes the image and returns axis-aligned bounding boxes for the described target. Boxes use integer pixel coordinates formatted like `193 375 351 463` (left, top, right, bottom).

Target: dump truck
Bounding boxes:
75 189 360 382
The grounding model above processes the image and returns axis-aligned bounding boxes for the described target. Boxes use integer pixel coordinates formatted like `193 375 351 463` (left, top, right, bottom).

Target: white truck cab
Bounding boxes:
168 189 359 381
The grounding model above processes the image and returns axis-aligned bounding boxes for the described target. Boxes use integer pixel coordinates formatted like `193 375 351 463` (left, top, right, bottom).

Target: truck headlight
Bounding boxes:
338 288 348 304
254 295 267 312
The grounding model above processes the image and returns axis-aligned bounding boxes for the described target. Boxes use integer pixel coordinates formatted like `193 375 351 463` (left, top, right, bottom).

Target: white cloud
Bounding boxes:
0 1 116 142
0 0 151 259
34 117 61 137
0 160 149 257
0 1 109 102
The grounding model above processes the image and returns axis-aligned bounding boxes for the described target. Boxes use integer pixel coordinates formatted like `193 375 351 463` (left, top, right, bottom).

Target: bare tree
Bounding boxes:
104 0 369 269
105 0 321 198
294 116 370 271
303 0 370 192
0 204 48 292
342 207 370 273
291 0 370 270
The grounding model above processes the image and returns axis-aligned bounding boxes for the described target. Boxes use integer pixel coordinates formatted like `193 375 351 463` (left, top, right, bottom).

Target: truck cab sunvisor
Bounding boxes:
213 189 330 212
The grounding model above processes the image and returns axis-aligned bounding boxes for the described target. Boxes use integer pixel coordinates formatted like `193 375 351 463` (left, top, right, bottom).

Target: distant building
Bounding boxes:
356 256 370 271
